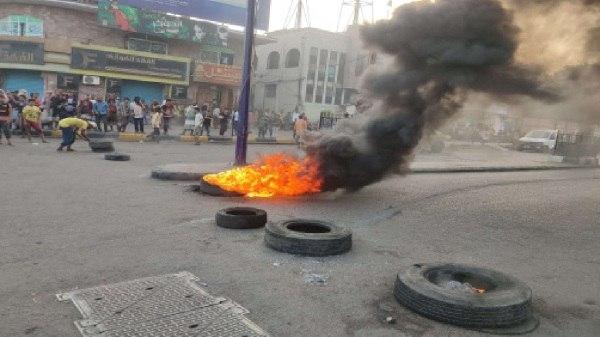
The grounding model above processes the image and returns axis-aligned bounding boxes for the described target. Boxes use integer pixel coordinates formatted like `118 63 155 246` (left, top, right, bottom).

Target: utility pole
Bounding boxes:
295 0 303 28
234 0 256 166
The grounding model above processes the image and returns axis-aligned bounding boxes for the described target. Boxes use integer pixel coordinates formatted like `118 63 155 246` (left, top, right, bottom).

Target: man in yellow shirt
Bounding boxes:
22 99 47 143
57 117 95 152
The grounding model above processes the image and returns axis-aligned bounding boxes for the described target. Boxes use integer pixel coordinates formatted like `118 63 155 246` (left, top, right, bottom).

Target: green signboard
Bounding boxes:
97 0 228 47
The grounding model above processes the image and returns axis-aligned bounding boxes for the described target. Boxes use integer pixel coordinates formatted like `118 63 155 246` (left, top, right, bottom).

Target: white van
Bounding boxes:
518 129 558 152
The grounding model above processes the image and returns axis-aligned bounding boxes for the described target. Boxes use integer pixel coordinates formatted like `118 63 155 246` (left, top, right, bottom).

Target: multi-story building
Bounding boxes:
252 25 377 121
0 0 268 108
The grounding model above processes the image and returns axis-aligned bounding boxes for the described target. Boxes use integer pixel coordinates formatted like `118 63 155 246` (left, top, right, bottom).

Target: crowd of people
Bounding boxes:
0 88 314 147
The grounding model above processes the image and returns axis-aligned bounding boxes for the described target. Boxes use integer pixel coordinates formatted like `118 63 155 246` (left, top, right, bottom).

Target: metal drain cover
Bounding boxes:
57 272 269 337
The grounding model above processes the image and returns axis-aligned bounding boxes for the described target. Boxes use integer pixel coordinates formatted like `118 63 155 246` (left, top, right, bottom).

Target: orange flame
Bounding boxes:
202 153 323 198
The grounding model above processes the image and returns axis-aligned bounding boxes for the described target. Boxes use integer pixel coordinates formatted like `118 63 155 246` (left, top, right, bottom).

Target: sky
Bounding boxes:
268 0 415 32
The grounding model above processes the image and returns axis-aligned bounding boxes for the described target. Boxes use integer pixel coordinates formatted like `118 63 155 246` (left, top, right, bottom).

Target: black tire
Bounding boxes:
193 179 243 197
105 153 130 161
216 207 267 229
89 140 114 153
394 263 532 328
264 219 352 256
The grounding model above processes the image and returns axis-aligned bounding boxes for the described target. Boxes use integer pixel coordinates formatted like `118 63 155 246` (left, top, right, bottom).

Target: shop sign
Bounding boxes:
194 63 242 86
98 0 228 47
171 85 188 99
0 41 44 65
116 0 271 30
71 47 189 80
57 73 80 90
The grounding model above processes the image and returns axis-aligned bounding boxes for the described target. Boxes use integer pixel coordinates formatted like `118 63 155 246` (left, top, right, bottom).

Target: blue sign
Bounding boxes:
115 0 271 30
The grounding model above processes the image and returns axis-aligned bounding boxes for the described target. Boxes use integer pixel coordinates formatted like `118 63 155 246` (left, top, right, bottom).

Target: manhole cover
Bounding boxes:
57 272 269 337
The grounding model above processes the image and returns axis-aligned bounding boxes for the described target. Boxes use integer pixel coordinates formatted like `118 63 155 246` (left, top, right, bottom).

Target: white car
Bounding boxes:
518 129 558 152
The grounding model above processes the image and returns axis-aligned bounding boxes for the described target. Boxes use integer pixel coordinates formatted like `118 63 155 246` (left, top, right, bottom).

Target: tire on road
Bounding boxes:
105 153 130 161
216 207 267 229
394 263 533 328
264 219 352 256
193 179 244 197
89 140 114 153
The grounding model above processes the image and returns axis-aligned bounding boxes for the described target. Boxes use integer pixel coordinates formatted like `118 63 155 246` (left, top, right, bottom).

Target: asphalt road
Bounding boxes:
1 139 599 337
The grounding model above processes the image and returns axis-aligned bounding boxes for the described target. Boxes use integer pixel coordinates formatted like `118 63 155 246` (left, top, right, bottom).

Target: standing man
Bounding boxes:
161 98 175 135
93 97 109 132
219 107 229 136
117 97 130 132
22 98 48 143
57 117 94 152
231 108 239 136
0 90 13 146
199 105 212 136
131 97 144 133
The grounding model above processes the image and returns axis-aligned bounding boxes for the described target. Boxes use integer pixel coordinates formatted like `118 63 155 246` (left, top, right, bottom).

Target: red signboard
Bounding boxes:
194 63 242 86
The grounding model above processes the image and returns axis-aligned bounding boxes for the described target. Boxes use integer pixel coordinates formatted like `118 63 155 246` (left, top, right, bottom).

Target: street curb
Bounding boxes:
409 164 598 174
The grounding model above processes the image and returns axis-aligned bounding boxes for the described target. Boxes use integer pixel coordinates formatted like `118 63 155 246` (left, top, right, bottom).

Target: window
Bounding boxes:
337 53 346 85
325 83 334 105
327 51 338 83
315 83 324 103
265 84 277 98
305 83 314 103
355 55 365 77
307 47 318 81
220 53 234 65
285 48 300 68
267 51 280 69
0 15 43 37
317 49 328 81
334 88 343 105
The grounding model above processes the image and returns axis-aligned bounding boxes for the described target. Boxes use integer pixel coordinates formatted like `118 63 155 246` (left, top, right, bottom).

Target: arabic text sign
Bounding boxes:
194 63 242 86
117 0 271 30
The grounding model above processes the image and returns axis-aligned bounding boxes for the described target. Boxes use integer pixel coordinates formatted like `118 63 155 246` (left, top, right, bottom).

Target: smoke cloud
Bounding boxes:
307 0 558 192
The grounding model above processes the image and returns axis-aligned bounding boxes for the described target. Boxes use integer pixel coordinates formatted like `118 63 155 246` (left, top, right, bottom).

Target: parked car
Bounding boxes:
517 129 558 152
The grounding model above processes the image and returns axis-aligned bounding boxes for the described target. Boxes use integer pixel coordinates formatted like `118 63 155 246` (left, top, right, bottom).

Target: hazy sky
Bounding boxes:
268 0 414 32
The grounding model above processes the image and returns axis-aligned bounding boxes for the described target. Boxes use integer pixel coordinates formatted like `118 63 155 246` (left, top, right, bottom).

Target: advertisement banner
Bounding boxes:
71 47 189 80
194 63 242 86
98 0 228 46
115 0 271 30
0 41 44 65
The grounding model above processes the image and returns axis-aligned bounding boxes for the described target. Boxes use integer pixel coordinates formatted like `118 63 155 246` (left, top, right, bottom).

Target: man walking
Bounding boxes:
131 97 144 133
22 98 48 143
57 117 94 152
93 97 109 132
199 105 212 136
0 90 13 146
161 98 175 135
117 97 130 132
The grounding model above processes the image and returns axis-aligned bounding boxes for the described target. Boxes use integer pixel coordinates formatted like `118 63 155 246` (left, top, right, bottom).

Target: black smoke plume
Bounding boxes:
307 0 557 192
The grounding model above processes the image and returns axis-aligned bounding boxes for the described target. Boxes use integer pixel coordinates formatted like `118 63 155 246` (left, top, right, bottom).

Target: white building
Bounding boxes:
252 26 377 122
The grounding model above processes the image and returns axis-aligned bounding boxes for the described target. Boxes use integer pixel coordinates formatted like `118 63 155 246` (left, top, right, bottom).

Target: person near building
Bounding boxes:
93 97 109 132
211 105 221 129
231 109 239 136
293 113 308 143
194 106 204 136
22 99 48 143
15 94 27 135
219 107 230 136
131 97 144 133
107 97 118 132
161 98 175 135
117 97 130 132
57 117 95 152
140 99 149 125
149 102 162 143
78 96 92 120
199 105 212 136
182 104 197 136
0 90 13 146
257 111 269 139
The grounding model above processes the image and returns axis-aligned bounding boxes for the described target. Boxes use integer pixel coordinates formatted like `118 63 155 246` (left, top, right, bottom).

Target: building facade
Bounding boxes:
0 0 254 108
252 26 378 121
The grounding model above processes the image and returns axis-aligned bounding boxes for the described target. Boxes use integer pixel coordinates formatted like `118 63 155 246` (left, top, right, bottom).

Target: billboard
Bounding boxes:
115 0 271 30
98 0 228 46
0 41 44 65
71 46 189 80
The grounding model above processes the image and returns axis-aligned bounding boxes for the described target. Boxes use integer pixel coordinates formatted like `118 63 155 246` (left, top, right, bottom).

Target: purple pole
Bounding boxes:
235 0 256 166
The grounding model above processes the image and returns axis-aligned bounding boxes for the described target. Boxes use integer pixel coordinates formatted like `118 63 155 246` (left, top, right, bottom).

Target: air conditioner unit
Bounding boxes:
82 75 101 86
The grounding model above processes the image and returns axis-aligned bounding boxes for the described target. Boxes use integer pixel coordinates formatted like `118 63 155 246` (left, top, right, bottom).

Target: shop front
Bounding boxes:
0 40 45 96
69 43 190 101
192 62 241 109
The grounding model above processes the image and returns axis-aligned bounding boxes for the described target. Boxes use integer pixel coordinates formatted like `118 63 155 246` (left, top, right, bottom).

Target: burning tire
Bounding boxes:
89 140 114 153
394 263 533 328
194 179 243 197
216 207 267 229
104 153 130 161
264 219 352 256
